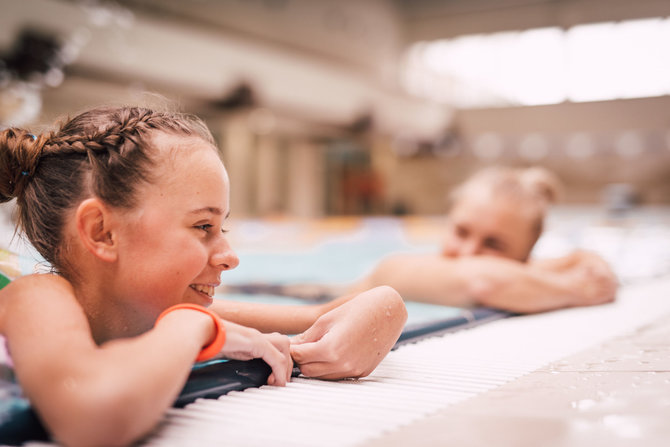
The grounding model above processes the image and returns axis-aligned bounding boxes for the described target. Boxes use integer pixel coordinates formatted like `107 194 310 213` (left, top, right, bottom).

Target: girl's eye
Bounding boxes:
195 224 213 232
221 228 229 235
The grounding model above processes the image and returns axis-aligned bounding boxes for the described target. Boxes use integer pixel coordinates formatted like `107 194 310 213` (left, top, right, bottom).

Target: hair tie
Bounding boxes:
21 171 29 176
29 134 37 141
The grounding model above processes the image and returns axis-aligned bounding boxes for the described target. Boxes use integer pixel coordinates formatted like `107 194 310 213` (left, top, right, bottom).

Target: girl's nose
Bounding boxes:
211 239 239 271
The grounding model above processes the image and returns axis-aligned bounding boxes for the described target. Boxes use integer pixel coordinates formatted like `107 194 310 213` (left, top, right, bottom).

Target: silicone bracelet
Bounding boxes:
155 303 226 362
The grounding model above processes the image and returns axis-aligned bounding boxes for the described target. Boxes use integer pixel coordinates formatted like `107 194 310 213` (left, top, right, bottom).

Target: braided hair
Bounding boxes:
0 106 216 277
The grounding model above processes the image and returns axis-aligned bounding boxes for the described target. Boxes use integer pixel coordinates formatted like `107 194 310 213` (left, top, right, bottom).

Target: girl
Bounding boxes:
0 106 406 447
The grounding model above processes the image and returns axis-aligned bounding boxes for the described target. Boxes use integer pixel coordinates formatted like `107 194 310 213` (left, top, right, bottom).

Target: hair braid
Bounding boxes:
0 129 43 201
1 105 217 278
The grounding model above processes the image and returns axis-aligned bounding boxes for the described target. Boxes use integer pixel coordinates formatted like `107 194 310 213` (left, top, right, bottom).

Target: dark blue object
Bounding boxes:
396 307 512 347
175 358 273 407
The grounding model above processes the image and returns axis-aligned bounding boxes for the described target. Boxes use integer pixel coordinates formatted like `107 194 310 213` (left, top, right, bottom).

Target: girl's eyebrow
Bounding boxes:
188 207 230 218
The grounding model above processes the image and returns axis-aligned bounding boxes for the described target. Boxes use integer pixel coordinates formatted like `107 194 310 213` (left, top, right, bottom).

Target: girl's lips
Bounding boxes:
189 284 215 297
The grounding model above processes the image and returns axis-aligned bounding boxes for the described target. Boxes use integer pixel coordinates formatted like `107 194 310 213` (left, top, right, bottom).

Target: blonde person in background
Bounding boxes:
258 166 618 314
350 166 618 313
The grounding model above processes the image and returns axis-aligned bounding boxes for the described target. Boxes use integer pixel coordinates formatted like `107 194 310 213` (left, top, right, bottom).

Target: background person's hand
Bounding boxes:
567 251 619 306
290 286 407 380
219 320 293 385
532 250 618 307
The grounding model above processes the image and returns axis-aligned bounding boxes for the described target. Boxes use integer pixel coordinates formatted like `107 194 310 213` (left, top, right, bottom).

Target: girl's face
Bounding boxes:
441 191 536 262
112 133 239 322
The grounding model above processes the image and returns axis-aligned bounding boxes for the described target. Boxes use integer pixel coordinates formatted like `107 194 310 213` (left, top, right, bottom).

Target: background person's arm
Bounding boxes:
352 252 617 314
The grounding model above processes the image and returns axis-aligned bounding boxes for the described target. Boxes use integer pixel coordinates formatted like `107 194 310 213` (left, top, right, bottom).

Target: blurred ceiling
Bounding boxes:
114 0 670 43
395 0 670 39
2 0 670 138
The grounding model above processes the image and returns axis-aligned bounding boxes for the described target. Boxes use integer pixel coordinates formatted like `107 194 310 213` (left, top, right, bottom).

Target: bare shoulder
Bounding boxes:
0 274 78 331
1 273 74 306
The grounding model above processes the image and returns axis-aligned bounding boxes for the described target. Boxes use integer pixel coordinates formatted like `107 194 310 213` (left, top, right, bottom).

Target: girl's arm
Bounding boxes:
211 286 407 379
0 274 291 447
210 298 321 335
352 252 617 314
209 292 357 335
0 275 207 447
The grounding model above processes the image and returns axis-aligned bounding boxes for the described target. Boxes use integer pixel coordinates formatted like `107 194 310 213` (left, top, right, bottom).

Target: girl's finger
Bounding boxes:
262 344 290 386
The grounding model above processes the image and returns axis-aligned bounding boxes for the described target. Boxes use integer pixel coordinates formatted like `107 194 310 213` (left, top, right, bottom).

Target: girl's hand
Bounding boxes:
218 321 293 386
290 286 407 380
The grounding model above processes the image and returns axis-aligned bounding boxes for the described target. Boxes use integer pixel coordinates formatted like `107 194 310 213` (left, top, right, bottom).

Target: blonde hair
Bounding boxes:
450 166 562 244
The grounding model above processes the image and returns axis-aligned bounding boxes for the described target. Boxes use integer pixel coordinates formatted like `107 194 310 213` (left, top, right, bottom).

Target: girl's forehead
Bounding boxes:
151 132 217 160
142 134 229 201
150 133 222 172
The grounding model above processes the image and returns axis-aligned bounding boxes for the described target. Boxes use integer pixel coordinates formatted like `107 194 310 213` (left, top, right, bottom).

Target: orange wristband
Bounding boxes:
156 303 226 362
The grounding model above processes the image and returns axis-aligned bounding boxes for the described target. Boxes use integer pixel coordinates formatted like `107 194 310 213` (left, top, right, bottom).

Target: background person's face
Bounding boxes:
441 192 537 262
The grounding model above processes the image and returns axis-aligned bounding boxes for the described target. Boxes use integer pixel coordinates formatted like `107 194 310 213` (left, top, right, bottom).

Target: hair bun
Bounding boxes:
518 166 562 204
0 128 43 202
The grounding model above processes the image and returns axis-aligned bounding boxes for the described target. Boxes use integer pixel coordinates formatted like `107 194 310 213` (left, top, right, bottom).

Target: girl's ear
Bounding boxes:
75 198 118 263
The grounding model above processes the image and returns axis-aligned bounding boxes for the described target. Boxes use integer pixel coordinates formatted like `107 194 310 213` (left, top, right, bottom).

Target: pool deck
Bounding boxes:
366 311 670 447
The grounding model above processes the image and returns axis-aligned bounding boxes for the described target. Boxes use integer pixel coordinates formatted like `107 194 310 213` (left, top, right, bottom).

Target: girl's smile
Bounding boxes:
189 284 217 298
188 283 219 306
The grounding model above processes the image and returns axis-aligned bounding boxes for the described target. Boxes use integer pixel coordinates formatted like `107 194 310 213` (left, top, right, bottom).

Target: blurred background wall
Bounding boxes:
2 0 669 217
